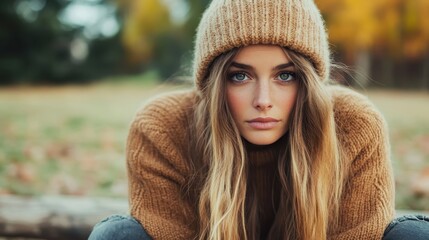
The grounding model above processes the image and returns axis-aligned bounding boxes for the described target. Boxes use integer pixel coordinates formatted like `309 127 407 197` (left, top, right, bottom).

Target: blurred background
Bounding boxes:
0 0 428 213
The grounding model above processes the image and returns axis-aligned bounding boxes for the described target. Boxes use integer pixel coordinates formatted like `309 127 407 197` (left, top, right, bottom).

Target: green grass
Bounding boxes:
0 82 428 210
0 79 189 197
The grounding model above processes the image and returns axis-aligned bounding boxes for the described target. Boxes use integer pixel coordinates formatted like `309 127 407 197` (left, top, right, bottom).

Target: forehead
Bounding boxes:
232 45 291 65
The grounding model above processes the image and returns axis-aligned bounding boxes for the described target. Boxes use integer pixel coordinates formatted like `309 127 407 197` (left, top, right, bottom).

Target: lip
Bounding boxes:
246 117 280 130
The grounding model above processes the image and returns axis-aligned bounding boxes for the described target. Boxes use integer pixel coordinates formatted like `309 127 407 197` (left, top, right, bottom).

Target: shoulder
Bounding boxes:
132 89 198 134
328 86 395 238
329 85 388 153
128 89 198 172
329 85 382 121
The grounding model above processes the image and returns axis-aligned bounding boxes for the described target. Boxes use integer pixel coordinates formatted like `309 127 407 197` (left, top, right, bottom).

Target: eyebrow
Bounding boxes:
230 62 295 71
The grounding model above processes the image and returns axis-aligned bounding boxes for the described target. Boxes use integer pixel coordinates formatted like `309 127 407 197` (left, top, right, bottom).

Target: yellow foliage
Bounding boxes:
373 0 401 55
117 0 429 62
316 0 429 59
421 0 429 39
120 0 172 64
402 0 429 59
317 0 388 53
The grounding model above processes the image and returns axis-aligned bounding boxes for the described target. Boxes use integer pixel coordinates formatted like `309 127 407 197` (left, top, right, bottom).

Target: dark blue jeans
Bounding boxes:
88 214 429 240
88 215 151 240
382 215 429 240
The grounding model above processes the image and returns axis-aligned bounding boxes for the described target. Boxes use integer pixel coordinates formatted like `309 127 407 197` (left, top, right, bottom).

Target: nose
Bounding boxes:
253 81 273 111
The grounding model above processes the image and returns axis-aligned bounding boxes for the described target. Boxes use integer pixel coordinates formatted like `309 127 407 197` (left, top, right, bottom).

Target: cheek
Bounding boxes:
285 92 297 109
226 88 246 120
278 87 299 117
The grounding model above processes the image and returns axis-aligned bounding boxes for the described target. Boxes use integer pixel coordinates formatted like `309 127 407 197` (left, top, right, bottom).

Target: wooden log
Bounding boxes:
0 195 128 240
0 195 427 239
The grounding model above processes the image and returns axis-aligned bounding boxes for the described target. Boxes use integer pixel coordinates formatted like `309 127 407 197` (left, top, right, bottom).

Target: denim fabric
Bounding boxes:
88 215 152 240
89 214 429 240
383 215 429 240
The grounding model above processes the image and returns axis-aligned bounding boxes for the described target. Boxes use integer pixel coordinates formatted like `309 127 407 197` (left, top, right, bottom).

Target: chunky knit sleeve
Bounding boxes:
329 86 395 240
126 91 197 239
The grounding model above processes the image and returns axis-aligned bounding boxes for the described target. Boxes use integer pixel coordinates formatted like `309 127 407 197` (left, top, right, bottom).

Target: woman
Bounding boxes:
89 0 429 239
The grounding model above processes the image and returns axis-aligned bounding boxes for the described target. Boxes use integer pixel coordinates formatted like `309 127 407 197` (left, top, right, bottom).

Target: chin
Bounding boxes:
244 134 282 146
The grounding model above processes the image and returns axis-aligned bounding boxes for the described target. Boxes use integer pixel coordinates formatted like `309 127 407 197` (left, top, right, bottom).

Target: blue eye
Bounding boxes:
278 72 295 82
230 72 249 82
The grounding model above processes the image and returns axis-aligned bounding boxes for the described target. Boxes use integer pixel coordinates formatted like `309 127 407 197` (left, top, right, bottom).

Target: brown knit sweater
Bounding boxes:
126 86 395 240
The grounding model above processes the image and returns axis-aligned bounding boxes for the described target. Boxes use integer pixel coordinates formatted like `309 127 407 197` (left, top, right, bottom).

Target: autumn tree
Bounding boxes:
120 0 172 65
118 0 211 79
316 0 429 88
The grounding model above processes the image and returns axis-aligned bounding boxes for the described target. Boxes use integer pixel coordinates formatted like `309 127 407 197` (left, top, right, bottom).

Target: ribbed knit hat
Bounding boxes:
193 0 330 90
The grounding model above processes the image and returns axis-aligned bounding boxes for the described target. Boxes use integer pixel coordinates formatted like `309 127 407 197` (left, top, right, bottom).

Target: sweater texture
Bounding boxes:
126 86 395 240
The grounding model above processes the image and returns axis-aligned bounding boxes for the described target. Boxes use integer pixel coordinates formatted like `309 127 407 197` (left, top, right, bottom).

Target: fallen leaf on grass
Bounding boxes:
49 174 85 196
418 135 429 155
411 167 429 197
7 163 36 183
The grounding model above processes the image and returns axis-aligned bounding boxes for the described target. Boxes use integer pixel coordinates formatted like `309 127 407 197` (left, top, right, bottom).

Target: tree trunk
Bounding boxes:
381 57 395 88
421 55 429 90
354 50 371 88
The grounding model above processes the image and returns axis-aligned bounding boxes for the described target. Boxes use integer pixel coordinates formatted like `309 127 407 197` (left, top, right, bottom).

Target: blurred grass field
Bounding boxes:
0 81 428 210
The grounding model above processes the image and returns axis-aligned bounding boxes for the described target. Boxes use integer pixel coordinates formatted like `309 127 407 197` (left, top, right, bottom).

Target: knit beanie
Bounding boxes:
193 0 330 90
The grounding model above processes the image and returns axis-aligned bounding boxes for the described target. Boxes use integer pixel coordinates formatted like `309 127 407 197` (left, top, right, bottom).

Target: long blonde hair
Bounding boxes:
188 47 347 240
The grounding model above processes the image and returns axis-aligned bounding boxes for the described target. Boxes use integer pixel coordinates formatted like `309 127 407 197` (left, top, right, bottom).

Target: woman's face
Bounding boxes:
226 45 299 145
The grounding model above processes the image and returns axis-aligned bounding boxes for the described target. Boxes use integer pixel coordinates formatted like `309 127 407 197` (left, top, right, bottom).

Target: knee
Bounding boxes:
383 215 429 240
88 215 151 240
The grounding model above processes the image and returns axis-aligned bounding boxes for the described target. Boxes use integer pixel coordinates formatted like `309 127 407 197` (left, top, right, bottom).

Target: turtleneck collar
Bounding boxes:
244 134 288 167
